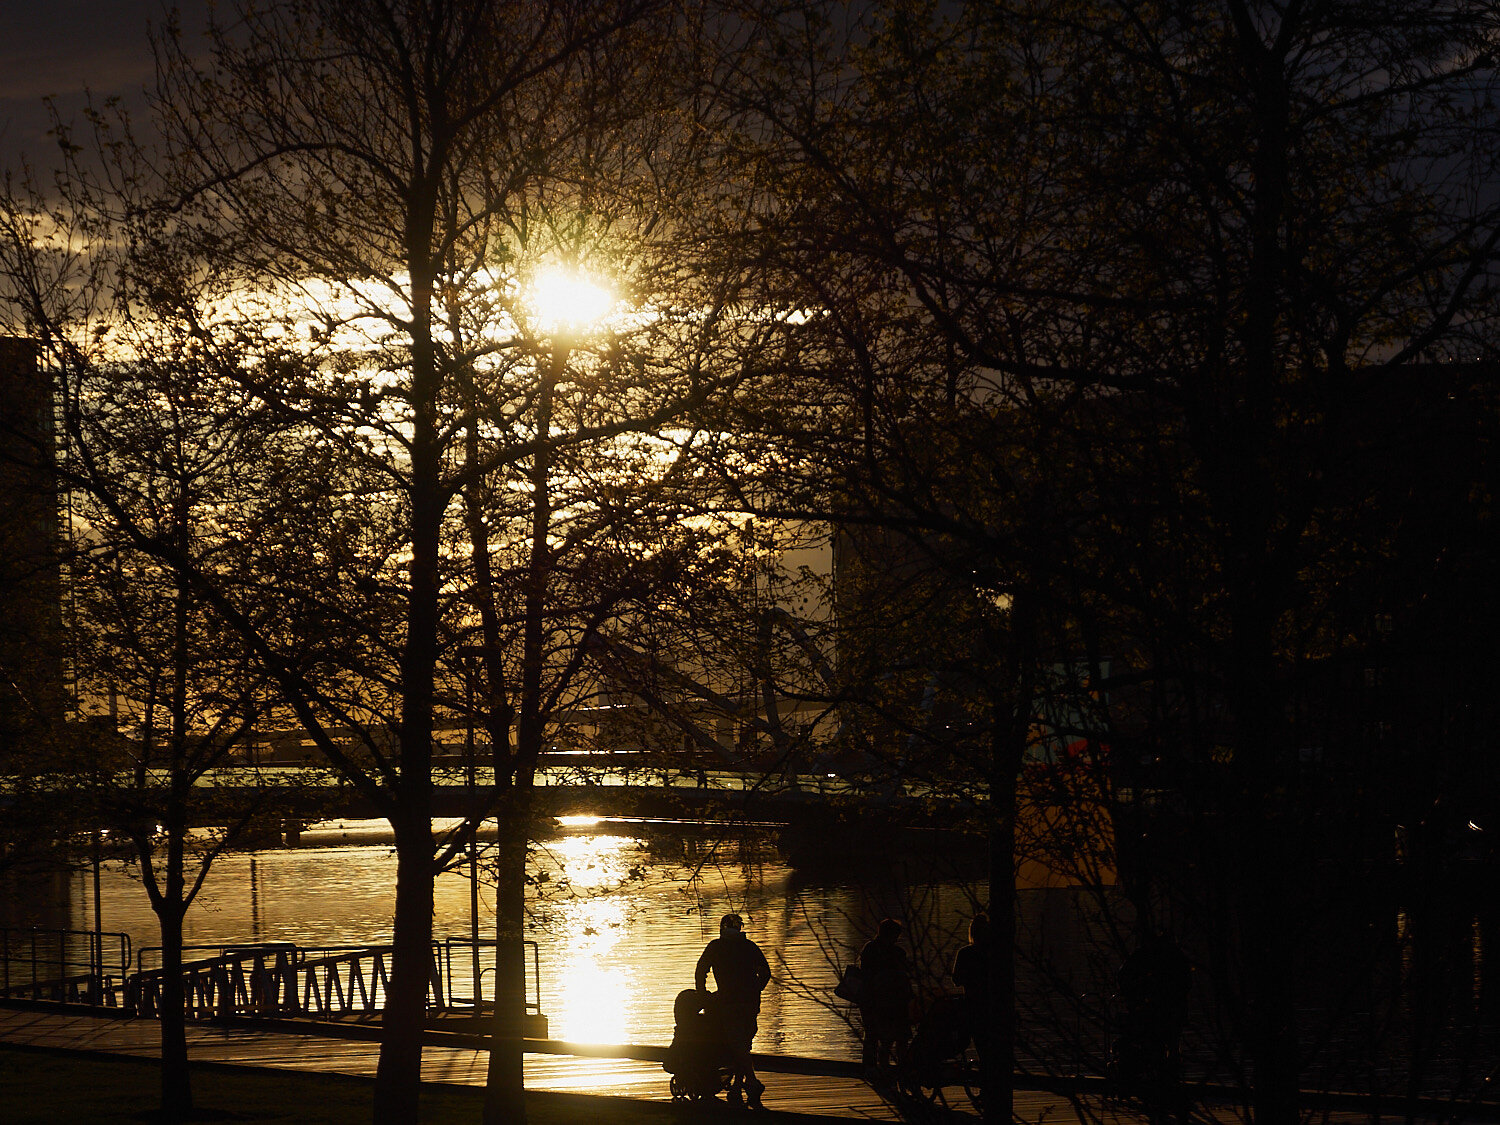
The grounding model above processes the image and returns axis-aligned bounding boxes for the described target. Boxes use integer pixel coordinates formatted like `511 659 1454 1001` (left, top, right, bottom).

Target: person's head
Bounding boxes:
720 913 745 938
968 912 990 945
877 917 903 943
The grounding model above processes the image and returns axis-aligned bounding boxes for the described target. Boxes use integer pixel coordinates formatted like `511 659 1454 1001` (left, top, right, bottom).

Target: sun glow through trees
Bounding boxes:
525 267 615 336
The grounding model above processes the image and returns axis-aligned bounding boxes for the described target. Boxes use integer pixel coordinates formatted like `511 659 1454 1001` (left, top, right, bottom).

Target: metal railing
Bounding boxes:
129 943 301 1019
0 926 131 1006
3 931 545 1027
437 936 543 1019
124 938 542 1025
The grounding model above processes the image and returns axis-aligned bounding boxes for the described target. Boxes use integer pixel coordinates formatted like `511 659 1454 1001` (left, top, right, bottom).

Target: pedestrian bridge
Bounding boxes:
161 760 965 837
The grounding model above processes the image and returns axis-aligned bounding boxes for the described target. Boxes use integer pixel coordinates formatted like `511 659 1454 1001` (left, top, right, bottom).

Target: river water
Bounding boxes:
6 817 1023 1061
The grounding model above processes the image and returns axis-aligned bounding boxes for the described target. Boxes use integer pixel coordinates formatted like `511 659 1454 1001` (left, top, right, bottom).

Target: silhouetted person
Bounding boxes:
1119 930 1192 1065
951 912 991 1065
858 917 912 1078
1117 930 1191 1124
695 912 771 1109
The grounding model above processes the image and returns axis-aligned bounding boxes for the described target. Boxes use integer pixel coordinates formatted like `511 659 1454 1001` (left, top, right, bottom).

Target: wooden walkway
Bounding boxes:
0 1005 1144 1121
6 1005 1495 1124
0 1005 964 1120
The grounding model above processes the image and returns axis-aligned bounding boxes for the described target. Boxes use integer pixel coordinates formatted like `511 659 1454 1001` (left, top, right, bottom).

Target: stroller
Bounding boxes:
1107 1011 1186 1124
663 988 735 1102
897 993 981 1111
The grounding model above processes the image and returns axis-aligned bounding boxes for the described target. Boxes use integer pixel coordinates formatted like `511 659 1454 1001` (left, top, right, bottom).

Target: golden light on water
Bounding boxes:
546 831 632 889
556 814 602 828
526 832 638 1043
45 832 925 1058
554 890 631 1043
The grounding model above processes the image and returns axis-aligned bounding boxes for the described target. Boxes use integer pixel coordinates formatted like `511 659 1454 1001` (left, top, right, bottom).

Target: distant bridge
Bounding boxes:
159 761 978 840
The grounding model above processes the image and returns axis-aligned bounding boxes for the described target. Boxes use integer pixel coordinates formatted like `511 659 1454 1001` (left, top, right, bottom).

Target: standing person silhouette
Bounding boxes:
695 912 771 1109
858 917 913 1079
951 911 992 1100
1119 930 1191 1066
951 912 991 1065
1117 930 1192 1125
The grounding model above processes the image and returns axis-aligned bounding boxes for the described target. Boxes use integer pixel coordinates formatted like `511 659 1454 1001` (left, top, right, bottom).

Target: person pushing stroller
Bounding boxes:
694 913 771 1109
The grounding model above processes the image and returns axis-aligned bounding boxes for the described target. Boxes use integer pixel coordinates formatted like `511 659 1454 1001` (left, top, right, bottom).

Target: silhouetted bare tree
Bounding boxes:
698 3 1500 1122
136 2 733 1121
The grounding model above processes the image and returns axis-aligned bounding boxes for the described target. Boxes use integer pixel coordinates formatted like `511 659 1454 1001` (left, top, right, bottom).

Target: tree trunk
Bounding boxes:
159 629 194 1121
372 279 443 1125
1242 844 1300 1125
483 793 532 1125
1236 37 1302 1123
157 902 193 1121
1230 634 1300 1125
374 813 437 1125
482 342 564 1124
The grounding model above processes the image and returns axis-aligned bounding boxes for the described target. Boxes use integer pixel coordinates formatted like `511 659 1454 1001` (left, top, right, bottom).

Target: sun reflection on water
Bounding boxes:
536 831 653 1044
553 896 631 1043
540 830 637 890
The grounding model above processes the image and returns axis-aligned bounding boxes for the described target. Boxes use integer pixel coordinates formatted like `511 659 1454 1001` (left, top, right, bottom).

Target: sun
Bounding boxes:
527 267 614 335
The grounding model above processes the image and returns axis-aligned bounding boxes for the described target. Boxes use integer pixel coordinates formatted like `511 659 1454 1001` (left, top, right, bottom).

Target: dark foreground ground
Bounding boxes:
0 1045 844 1125
9 1006 1487 1125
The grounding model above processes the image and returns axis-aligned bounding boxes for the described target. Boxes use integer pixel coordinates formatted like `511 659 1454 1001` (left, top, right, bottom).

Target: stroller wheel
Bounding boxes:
961 1058 983 1113
669 1074 688 1102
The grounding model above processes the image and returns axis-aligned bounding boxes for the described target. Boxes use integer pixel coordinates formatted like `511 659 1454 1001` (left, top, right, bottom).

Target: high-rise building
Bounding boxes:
0 336 66 756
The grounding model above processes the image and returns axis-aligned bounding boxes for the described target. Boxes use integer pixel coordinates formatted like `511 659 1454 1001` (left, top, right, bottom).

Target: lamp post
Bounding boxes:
465 649 479 1005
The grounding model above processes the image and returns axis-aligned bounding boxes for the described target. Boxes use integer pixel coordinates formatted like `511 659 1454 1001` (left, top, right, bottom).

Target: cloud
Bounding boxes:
0 45 155 102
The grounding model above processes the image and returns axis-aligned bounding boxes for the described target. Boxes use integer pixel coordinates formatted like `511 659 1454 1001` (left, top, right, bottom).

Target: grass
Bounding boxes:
0 1046 836 1124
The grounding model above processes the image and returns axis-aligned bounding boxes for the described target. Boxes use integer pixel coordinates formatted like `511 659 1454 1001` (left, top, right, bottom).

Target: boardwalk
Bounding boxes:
8 1004 1470 1124
0 1005 934 1120
0 1004 1145 1121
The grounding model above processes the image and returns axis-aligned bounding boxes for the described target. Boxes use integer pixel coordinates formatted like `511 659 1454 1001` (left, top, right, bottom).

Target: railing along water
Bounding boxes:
437 937 546 1035
124 938 543 1028
0 926 131 1006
